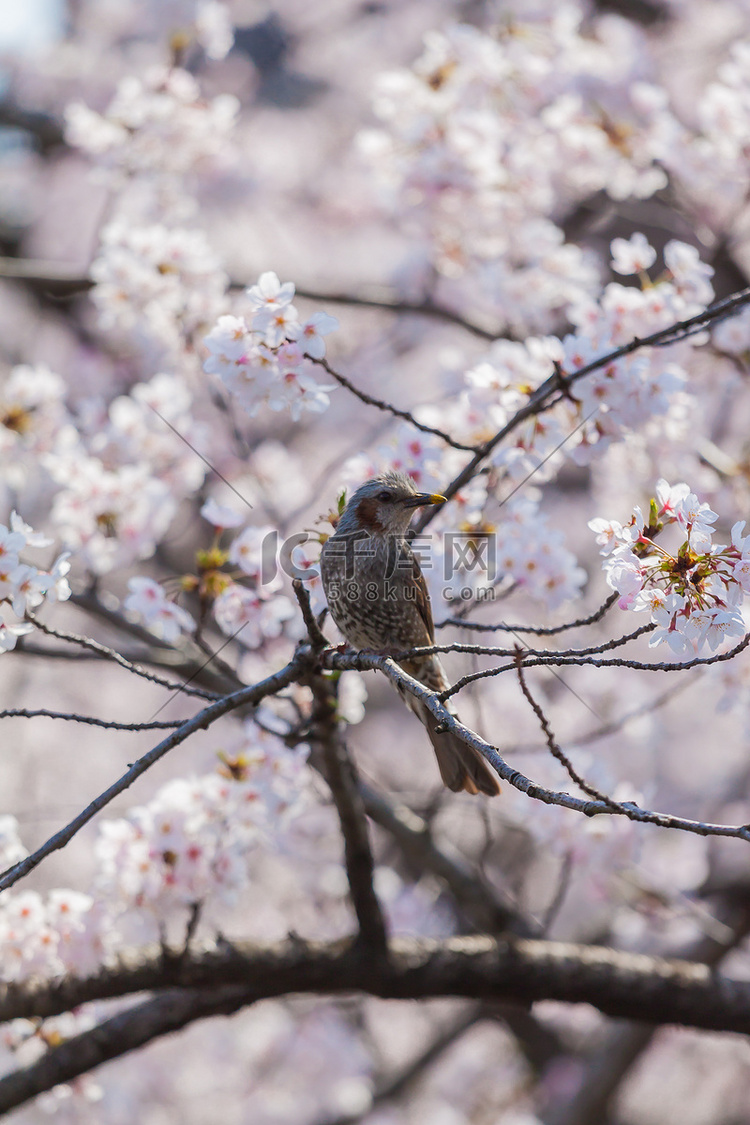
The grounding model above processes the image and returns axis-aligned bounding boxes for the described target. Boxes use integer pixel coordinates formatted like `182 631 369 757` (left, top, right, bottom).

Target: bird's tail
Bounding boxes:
419 702 500 796
400 655 500 796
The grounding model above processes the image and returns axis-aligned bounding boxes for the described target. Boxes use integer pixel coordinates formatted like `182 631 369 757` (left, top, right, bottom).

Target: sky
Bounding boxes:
0 0 63 57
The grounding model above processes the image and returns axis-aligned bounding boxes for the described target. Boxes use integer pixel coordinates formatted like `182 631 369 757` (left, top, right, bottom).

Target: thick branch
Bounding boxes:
0 986 253 1116
8 930 750 1113
6 932 750 1037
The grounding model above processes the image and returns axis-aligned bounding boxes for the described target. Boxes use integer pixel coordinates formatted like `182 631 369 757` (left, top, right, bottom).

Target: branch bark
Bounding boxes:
326 650 750 846
308 670 388 951
4 934 750 1031
5 932 750 1113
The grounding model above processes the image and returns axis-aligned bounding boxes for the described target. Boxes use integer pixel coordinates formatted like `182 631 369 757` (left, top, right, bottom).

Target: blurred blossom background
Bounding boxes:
4 0 750 1122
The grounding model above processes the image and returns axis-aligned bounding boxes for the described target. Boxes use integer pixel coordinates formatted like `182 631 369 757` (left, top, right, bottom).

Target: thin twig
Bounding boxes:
317 1007 483 1125
0 658 304 892
515 658 619 809
436 628 750 701
312 357 479 452
539 851 574 937
324 650 750 845
69 591 237 695
293 579 329 650
359 780 526 936
390 621 655 667
27 614 218 701
435 593 619 634
0 257 500 339
414 286 750 534
295 285 499 340
0 708 182 731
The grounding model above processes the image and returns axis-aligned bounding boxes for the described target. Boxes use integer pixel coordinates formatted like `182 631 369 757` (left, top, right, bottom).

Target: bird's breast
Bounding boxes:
320 534 430 651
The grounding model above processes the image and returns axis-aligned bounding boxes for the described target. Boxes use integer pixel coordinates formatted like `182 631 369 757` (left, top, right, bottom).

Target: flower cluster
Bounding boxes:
0 722 311 979
203 272 338 420
125 507 295 646
89 220 227 364
360 15 670 330
125 577 197 643
429 490 586 611
95 728 311 922
662 41 750 234
0 513 71 653
0 818 110 981
0 887 111 982
65 66 239 219
45 371 206 575
495 494 588 610
0 365 67 468
212 583 295 644
199 508 295 644
426 234 713 486
590 479 750 654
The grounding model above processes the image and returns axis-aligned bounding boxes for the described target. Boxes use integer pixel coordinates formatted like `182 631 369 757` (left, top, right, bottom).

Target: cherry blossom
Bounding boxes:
201 498 245 531
203 274 338 420
125 577 196 642
610 232 657 275
8 3 750 1119
212 584 294 645
65 65 239 216
591 479 750 652
94 732 311 922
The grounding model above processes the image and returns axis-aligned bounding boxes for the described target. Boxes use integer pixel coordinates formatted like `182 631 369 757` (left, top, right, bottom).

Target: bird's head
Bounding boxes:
336 470 446 537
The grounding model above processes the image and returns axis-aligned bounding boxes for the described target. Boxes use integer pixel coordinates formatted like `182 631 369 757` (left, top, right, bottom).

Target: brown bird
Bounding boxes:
320 470 499 796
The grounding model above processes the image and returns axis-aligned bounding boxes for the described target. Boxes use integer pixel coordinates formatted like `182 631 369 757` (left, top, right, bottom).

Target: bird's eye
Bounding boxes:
376 490 393 502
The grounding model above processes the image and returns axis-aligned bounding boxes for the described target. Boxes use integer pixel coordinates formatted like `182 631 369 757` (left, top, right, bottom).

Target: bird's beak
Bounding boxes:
403 492 447 508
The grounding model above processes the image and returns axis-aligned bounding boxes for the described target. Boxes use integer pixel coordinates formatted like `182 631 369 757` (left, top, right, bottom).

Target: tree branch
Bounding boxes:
515 660 619 809
435 593 620 634
0 657 305 892
308 670 388 951
7 925 750 1114
0 708 182 731
324 650 750 845
413 286 750 533
0 986 254 1116
0 258 499 338
27 613 218 701
311 356 478 452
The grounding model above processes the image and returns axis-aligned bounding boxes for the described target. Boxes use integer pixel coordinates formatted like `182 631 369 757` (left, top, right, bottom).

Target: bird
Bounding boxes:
320 470 500 796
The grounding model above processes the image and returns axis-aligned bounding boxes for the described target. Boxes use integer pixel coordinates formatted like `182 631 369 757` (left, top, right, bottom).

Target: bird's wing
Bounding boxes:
405 544 435 644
